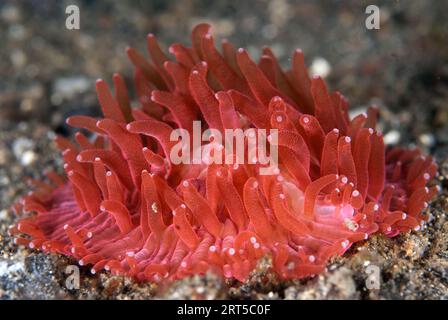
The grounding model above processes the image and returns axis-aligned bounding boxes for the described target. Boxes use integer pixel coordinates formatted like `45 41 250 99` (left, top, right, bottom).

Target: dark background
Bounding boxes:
0 0 447 299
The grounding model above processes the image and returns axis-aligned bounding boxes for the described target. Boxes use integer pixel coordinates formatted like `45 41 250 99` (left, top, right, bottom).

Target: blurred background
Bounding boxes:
0 0 447 299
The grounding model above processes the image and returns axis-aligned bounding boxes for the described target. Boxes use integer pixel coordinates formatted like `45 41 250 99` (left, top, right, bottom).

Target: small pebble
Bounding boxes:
383 130 401 145
310 57 332 78
53 76 91 100
12 137 34 159
418 133 435 147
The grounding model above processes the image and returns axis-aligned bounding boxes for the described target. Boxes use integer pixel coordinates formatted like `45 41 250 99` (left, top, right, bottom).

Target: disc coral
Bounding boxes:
10 24 439 282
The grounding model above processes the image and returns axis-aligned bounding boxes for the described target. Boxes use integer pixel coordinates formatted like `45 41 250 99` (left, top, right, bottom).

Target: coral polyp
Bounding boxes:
10 24 438 282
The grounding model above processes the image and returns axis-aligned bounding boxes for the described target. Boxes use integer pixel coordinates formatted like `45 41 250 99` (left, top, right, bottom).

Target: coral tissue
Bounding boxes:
10 24 438 282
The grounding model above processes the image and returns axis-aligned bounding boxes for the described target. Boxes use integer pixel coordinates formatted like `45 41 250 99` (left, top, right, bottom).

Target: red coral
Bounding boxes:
10 24 439 282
